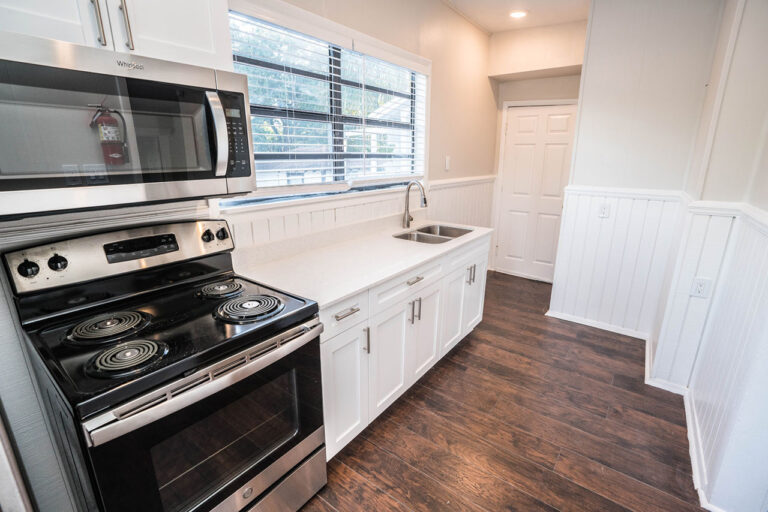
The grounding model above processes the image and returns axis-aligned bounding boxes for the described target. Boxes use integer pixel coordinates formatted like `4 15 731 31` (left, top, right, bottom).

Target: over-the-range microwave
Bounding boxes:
0 32 255 220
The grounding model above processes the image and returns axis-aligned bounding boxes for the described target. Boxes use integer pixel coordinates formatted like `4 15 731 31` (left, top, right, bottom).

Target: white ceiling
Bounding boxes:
444 0 590 33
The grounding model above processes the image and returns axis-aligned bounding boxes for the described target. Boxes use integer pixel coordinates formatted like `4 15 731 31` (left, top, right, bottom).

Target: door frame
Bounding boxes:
491 99 579 280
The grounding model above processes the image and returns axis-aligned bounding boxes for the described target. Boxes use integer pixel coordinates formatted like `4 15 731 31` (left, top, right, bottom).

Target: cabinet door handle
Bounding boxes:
417 297 422 320
119 0 135 50
333 306 360 322
407 276 424 286
471 264 477 284
409 301 416 324
90 0 108 46
363 327 370 353
466 266 473 284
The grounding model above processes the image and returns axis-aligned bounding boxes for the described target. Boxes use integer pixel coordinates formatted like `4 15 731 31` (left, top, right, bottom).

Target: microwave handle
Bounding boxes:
82 319 323 447
205 91 229 177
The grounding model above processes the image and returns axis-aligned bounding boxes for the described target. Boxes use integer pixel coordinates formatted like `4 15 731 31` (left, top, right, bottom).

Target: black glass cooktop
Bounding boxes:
21 268 317 419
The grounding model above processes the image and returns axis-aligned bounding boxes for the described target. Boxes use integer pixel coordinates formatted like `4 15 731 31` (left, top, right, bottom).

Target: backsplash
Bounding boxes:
222 176 496 250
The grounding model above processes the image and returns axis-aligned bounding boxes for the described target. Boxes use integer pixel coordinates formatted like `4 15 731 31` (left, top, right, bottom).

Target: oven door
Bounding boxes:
0 42 254 218
83 320 324 512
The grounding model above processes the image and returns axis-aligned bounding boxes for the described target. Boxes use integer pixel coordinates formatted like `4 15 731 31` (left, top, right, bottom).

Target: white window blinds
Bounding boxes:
229 12 427 189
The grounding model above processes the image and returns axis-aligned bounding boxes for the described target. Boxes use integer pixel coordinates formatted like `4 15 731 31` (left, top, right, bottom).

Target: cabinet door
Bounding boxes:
440 267 467 356
462 256 488 335
105 0 233 69
407 282 442 384
0 0 112 48
368 304 409 421
320 324 369 460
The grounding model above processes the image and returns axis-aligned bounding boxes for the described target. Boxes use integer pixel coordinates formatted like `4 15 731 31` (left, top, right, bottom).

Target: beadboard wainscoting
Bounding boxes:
547 186 687 339
682 206 768 512
222 175 496 249
650 205 736 389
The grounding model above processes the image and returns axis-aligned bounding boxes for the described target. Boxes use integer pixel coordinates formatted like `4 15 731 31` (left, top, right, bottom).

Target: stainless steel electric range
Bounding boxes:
3 220 326 512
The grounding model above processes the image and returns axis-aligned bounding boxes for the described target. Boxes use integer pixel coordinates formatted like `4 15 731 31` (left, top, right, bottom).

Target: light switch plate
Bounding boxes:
690 277 713 298
445 155 451 171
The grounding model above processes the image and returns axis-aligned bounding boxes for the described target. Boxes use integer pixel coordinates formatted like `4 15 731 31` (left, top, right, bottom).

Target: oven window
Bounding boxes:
150 370 299 512
0 60 214 189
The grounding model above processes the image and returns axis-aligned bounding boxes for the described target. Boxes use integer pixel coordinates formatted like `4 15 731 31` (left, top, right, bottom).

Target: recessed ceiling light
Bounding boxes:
509 10 527 18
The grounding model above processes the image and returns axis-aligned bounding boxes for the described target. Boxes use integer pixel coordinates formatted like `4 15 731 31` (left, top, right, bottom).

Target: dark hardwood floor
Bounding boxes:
302 272 702 511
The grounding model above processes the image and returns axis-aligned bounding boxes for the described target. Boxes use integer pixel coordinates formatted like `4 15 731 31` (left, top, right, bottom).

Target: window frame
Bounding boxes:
225 0 431 203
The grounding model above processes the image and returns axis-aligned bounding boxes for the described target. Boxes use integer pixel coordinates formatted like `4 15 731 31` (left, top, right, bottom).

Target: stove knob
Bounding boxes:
48 254 68 271
17 259 40 278
201 229 215 243
216 228 229 240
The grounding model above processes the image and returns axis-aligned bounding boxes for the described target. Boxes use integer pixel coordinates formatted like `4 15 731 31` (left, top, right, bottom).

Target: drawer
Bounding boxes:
443 237 491 271
319 290 369 342
369 258 443 315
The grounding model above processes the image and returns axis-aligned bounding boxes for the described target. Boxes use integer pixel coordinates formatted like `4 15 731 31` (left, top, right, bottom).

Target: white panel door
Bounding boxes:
496 104 577 282
0 0 112 48
368 303 408 420
407 282 442 384
105 0 233 69
439 268 466 356
320 324 369 460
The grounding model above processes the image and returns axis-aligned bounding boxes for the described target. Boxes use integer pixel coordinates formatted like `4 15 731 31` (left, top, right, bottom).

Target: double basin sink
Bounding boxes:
394 224 473 244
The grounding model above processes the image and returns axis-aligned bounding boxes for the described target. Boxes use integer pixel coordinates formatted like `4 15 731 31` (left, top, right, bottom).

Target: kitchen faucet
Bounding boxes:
403 180 428 228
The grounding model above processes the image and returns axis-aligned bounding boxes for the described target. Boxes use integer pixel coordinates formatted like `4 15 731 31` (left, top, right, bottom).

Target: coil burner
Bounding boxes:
215 295 285 324
86 340 168 378
69 311 150 345
198 281 244 299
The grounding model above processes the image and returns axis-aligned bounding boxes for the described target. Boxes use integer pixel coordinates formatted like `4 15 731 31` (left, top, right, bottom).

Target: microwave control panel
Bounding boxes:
220 91 251 177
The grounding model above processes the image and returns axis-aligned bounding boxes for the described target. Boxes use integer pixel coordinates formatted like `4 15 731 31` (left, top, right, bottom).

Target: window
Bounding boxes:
229 12 427 190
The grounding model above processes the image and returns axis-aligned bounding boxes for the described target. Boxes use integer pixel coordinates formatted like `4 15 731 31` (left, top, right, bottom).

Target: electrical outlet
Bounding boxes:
598 203 611 218
690 277 713 298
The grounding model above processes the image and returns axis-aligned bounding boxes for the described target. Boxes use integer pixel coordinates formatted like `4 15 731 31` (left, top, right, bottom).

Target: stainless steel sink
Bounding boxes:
393 232 451 244
416 225 473 238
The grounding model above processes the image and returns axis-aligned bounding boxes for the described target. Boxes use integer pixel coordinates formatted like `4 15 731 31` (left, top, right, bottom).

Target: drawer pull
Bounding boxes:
407 276 424 286
333 306 361 322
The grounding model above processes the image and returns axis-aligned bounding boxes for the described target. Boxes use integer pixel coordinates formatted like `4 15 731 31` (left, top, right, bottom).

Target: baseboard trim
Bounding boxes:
492 268 552 284
644 339 687 395
544 310 648 340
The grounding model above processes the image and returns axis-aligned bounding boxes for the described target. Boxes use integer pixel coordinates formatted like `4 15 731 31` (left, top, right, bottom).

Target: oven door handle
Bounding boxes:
205 91 229 177
82 318 323 447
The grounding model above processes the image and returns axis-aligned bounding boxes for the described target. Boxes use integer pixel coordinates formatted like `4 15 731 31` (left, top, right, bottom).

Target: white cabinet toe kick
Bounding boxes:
319 237 491 459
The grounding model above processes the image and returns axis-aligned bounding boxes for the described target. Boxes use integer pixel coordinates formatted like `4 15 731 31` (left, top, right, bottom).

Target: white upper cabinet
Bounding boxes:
104 0 233 69
0 0 111 48
0 0 233 70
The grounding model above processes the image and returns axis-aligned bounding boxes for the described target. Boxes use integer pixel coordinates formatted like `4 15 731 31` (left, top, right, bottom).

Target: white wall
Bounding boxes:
571 0 721 190
488 21 587 80
700 0 768 207
272 0 498 182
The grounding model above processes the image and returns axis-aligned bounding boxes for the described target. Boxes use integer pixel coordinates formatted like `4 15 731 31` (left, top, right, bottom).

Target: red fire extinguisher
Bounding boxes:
90 106 126 166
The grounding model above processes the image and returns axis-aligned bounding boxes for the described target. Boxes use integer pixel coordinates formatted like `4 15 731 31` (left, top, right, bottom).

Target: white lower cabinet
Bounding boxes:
407 281 442 383
320 323 369 459
440 267 467 356
462 255 488 333
320 240 490 460
368 303 409 421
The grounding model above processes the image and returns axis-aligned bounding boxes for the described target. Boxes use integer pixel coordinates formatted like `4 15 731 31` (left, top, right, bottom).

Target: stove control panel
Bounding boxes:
4 220 234 294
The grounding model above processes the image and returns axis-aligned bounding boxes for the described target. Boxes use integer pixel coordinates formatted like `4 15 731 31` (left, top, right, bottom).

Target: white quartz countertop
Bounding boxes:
232 220 493 310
